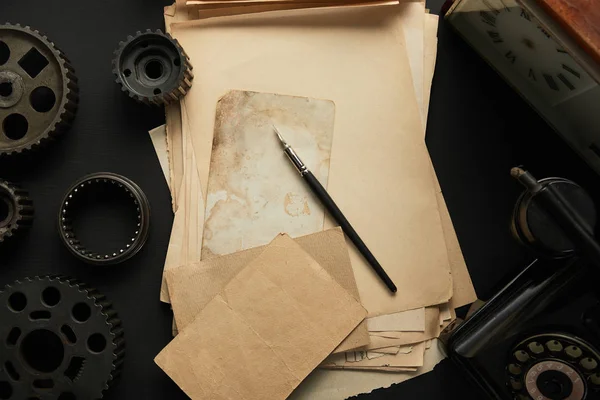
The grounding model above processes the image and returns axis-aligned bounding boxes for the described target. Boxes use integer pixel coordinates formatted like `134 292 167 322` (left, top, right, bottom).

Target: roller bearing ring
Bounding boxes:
58 173 150 266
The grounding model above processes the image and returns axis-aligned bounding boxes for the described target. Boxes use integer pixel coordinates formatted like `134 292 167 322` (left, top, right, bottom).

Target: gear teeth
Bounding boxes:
113 29 194 106
0 276 125 397
0 23 79 157
0 180 34 244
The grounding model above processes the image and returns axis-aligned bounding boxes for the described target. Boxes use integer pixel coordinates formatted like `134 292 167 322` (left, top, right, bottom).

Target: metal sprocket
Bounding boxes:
0 276 124 399
0 23 79 156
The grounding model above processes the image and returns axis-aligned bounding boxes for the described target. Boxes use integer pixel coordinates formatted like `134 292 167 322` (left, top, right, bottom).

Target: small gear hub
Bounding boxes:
0 276 124 399
0 179 33 244
0 23 79 156
113 29 193 106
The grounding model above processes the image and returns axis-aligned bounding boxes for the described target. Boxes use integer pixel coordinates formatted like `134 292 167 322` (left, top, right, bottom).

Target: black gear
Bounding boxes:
0 23 79 156
112 29 193 106
0 276 124 399
0 179 33 244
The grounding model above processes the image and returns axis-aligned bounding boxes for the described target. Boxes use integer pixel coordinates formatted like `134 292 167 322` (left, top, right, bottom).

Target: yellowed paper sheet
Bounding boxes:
322 342 425 369
165 105 183 211
168 4 450 317
370 346 403 355
399 2 425 126
149 125 171 190
338 366 419 372
189 0 391 4
342 346 411 361
155 234 366 400
289 339 446 400
422 13 477 309
423 12 438 122
202 90 335 259
439 302 452 326
161 4 201 304
189 0 392 6
369 346 401 355
365 306 440 350
161 99 206 303
164 5 190 212
166 227 369 353
366 308 425 332
191 1 398 18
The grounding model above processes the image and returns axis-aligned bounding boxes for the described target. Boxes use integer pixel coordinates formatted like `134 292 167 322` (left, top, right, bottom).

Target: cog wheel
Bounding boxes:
0 23 79 156
112 29 193 106
0 276 124 399
506 332 600 400
0 179 33 244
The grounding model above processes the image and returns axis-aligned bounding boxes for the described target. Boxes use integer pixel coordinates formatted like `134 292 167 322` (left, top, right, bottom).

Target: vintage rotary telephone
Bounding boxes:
443 167 600 400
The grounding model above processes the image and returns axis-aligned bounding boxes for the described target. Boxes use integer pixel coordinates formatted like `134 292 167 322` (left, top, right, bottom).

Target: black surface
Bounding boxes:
0 0 599 399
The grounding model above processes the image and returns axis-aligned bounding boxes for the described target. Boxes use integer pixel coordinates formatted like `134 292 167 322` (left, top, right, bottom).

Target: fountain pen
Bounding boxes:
273 125 397 294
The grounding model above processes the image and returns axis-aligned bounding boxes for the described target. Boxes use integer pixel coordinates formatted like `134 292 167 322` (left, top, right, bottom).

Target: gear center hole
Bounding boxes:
145 60 163 80
21 329 64 373
0 82 12 97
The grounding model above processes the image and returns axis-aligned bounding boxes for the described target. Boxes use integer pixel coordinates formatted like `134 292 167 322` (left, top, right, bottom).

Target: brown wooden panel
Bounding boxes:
535 0 600 64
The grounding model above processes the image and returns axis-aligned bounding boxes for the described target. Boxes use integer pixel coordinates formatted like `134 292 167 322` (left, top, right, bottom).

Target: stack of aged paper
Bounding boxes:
148 1 478 398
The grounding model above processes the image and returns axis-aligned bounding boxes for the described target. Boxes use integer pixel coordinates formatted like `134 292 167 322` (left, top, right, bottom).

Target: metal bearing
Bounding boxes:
58 173 150 266
0 179 33 244
112 29 193 106
0 276 124 399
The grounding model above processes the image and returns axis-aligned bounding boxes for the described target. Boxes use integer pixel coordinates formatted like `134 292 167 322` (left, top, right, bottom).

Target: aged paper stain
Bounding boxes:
284 192 311 217
202 90 335 258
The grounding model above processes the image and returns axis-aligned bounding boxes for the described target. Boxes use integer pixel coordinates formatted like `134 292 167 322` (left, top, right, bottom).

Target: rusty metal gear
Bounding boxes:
0 179 33 244
0 23 79 156
112 29 193 106
0 276 125 399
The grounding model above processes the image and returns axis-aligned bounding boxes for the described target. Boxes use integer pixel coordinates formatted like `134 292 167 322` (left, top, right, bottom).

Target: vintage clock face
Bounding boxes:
446 0 600 174
473 1 596 105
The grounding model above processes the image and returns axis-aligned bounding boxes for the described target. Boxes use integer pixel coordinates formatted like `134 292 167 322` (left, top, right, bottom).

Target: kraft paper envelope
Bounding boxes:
169 4 452 317
166 227 370 353
155 234 366 400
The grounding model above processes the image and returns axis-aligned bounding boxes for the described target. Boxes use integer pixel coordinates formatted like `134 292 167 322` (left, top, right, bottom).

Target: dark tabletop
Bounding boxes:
1 0 599 399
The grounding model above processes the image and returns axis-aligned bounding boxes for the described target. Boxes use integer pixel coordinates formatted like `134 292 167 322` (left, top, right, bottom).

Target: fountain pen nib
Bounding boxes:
273 125 288 147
